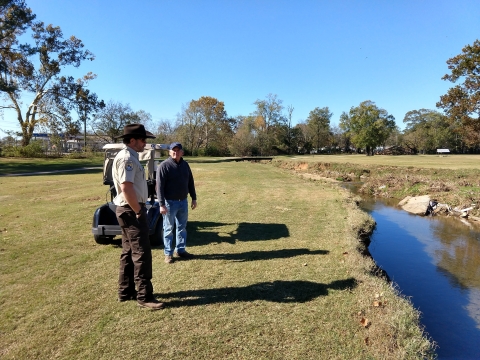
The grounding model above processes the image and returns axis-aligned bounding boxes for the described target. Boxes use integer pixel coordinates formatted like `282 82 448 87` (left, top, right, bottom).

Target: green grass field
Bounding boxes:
0 158 434 359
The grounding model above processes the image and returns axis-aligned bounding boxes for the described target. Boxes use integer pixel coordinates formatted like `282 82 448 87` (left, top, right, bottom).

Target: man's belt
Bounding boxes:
122 202 145 208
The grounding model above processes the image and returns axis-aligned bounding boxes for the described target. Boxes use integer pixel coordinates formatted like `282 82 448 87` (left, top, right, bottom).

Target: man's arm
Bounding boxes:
187 164 197 210
187 164 196 201
156 164 168 215
120 182 142 217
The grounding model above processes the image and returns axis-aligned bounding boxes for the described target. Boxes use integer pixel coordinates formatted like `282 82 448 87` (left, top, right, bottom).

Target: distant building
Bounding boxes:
31 133 110 152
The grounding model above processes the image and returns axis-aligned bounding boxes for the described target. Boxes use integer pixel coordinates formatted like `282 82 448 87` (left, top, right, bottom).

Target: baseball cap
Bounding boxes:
169 142 183 150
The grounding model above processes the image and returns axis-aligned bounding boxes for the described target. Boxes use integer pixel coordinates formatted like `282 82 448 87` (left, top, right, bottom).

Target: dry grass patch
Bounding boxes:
286 154 480 169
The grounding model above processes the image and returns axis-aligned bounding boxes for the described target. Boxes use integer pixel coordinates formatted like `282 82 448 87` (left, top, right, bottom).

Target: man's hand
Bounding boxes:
191 200 197 210
120 182 142 215
160 205 168 215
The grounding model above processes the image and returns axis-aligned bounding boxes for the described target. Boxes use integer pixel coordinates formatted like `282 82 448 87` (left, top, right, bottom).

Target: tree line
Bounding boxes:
1 1 479 156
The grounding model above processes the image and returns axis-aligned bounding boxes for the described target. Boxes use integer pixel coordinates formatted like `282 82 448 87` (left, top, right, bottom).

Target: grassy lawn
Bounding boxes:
0 159 434 359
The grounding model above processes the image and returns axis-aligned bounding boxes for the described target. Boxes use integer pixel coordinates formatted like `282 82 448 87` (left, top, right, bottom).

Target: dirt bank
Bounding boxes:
272 158 480 218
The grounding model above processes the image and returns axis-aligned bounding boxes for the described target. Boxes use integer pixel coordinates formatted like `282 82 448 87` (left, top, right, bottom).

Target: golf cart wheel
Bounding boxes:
149 219 163 247
94 235 113 244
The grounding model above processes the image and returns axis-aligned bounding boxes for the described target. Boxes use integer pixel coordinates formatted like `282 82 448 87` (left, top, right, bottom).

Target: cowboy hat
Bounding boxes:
115 124 155 139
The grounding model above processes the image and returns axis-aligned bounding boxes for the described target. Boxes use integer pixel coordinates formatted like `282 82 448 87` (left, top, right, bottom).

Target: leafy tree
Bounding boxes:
338 112 352 152
0 135 17 146
176 96 233 155
197 96 225 151
0 0 35 93
403 109 454 153
0 18 95 145
330 125 344 153
437 39 480 147
340 100 396 155
385 127 402 148
253 94 286 155
131 109 154 132
35 95 80 152
229 115 257 156
154 118 175 145
91 101 145 143
282 105 297 154
306 106 332 152
47 73 103 148
253 93 284 131
294 121 313 154
176 102 202 155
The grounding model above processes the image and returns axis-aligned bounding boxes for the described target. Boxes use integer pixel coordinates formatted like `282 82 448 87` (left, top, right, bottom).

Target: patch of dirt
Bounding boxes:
298 173 339 183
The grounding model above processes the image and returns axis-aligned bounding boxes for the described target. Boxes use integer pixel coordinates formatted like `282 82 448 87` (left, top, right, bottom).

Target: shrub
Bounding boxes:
0 141 46 158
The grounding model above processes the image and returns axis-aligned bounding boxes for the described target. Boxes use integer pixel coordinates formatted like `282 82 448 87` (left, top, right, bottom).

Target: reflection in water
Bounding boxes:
431 217 480 290
361 197 480 359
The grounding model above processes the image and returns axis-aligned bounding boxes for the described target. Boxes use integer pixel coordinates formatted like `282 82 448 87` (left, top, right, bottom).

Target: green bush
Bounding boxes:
204 146 221 156
0 141 46 158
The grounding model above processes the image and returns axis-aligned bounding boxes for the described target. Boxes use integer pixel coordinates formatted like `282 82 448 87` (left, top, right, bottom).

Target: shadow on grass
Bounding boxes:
157 278 357 306
186 157 273 164
193 248 329 261
107 221 289 248
0 167 102 177
184 158 239 164
187 221 290 246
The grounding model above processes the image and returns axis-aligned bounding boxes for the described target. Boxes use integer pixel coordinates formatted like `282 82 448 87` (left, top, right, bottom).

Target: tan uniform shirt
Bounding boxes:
112 145 148 206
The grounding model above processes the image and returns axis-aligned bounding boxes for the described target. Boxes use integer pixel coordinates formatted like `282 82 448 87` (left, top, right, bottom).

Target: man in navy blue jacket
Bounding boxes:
156 142 197 264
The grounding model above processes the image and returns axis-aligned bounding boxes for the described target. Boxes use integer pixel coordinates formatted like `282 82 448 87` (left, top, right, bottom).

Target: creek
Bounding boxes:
358 195 480 359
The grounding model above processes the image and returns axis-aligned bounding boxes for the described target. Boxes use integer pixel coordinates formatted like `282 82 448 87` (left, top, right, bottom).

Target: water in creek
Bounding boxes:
360 196 480 359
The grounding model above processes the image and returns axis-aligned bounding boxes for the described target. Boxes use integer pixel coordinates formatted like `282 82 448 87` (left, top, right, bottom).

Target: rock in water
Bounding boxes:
398 195 431 215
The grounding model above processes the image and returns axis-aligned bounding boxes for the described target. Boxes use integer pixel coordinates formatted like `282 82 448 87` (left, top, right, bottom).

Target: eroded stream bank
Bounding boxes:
272 158 480 358
272 158 480 218
360 196 480 359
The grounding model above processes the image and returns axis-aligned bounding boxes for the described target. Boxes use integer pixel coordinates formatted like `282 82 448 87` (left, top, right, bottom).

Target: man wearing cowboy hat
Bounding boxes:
112 124 164 310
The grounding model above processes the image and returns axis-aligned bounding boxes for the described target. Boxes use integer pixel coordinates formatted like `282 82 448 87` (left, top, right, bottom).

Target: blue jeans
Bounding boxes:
163 199 188 256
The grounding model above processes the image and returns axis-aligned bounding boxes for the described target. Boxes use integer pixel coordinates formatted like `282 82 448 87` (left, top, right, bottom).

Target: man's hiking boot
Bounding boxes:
164 255 174 264
137 298 165 310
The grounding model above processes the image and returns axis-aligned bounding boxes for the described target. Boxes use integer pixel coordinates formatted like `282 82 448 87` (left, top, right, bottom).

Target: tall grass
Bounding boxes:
0 160 434 359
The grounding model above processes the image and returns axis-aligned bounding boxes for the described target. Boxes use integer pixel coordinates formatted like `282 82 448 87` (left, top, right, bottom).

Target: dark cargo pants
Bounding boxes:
116 205 153 302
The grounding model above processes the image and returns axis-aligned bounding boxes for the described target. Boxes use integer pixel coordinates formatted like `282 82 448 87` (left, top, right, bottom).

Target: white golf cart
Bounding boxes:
91 143 169 245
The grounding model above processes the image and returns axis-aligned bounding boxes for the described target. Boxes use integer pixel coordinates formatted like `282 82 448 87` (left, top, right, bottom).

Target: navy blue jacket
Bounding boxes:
156 157 196 206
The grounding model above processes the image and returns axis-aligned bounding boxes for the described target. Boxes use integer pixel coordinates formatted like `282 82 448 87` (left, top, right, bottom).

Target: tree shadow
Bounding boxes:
185 158 242 164
187 221 290 246
0 167 102 177
156 278 357 307
194 248 329 261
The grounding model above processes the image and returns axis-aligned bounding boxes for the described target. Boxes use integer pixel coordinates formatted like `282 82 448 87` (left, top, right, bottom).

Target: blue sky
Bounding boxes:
2 0 480 133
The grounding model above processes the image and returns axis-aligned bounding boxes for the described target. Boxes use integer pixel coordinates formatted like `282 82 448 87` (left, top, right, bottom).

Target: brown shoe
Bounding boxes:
164 255 174 264
137 298 165 310
174 251 194 259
